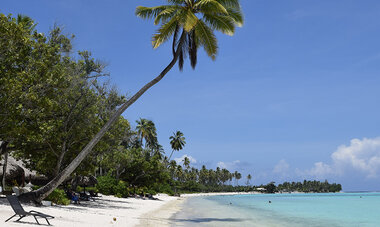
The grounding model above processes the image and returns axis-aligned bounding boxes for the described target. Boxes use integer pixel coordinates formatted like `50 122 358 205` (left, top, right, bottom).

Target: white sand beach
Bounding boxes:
0 192 261 226
0 194 179 227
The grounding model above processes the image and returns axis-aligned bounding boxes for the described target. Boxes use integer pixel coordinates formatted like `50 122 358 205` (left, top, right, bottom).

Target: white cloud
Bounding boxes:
331 137 380 178
272 159 291 180
273 159 290 174
217 160 241 170
174 155 197 165
301 137 380 179
299 162 335 179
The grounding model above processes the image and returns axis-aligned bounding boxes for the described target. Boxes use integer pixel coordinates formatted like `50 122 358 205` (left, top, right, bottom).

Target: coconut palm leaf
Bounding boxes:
154 6 181 25
194 20 217 60
215 0 241 8
182 10 199 32
136 0 243 69
202 14 235 35
195 0 228 14
225 7 244 27
152 16 180 49
135 6 170 19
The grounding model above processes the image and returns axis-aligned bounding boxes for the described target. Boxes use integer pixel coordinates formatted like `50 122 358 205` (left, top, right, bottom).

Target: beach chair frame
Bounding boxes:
5 195 54 225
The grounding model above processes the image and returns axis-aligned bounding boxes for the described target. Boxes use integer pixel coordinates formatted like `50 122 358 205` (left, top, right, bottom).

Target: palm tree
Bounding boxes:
136 118 157 148
183 156 190 170
169 131 186 160
236 172 242 185
169 160 177 178
234 170 241 186
25 0 243 203
221 168 230 185
246 174 252 186
136 0 244 70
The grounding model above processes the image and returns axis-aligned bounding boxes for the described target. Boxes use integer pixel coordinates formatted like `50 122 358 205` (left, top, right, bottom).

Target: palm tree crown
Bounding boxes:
169 131 186 151
136 0 243 70
135 118 157 148
168 130 186 160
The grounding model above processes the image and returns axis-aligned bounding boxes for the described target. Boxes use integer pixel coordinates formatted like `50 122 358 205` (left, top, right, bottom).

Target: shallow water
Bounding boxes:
172 192 380 227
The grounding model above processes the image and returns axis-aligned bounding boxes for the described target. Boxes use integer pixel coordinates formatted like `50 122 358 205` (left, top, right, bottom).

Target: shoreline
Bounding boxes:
136 196 186 227
135 191 261 226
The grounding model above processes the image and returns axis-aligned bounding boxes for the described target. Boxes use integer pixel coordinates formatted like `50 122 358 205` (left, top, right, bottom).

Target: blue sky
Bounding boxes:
2 0 380 191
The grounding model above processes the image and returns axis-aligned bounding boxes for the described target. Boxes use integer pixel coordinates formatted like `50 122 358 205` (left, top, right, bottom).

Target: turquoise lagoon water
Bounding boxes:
172 193 380 227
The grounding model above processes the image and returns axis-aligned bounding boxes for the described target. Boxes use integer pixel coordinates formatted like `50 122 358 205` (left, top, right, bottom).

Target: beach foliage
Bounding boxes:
45 189 70 205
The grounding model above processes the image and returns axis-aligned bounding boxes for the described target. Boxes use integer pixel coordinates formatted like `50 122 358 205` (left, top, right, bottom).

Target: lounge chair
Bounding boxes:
5 195 54 225
89 190 101 197
12 187 20 196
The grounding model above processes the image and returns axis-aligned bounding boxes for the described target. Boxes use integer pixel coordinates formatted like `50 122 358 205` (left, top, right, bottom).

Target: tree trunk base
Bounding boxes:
18 191 42 205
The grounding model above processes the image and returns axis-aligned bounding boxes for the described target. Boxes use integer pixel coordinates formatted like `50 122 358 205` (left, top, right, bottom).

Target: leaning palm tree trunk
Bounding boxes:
19 32 186 203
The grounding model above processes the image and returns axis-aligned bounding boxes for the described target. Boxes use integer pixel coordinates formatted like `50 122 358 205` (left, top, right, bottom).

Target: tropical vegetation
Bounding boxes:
0 3 342 203
0 6 246 202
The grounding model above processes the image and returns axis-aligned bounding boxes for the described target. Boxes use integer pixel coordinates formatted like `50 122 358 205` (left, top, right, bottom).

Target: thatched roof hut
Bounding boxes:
0 156 48 186
0 156 25 182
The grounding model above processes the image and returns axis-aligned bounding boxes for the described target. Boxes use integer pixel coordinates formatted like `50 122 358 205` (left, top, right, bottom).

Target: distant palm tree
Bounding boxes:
246 174 252 186
169 131 186 160
169 160 177 179
176 165 184 182
136 118 157 148
236 172 242 185
183 156 190 170
234 170 241 186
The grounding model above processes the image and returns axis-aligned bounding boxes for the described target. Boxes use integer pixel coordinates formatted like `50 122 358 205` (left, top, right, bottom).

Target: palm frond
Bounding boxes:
194 20 218 60
154 5 181 25
194 0 228 14
135 6 170 20
178 47 185 70
182 10 199 32
188 30 198 69
167 0 186 5
226 7 244 27
137 0 242 68
215 0 240 8
178 31 188 71
152 17 179 49
203 14 235 35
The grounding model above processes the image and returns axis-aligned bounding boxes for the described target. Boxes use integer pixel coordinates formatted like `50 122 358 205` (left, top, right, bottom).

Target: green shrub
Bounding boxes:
45 189 70 205
152 183 174 196
96 176 130 197
114 180 129 198
146 189 157 196
96 175 118 195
